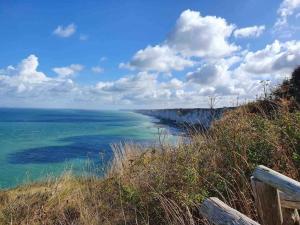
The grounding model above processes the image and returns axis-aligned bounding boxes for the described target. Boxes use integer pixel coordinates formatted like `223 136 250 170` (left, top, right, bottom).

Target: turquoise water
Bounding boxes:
0 108 171 189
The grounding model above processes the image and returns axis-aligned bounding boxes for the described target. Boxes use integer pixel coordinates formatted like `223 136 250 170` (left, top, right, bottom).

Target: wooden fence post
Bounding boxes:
200 166 300 225
251 177 282 225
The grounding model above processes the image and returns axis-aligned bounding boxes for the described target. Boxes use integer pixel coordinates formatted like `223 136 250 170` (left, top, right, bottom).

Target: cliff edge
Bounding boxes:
136 107 233 129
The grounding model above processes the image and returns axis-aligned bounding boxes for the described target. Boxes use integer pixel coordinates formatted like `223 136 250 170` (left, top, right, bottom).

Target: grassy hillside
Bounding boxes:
0 68 300 225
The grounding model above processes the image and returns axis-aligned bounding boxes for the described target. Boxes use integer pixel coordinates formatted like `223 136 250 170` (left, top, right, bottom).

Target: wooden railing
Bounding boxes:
199 165 300 225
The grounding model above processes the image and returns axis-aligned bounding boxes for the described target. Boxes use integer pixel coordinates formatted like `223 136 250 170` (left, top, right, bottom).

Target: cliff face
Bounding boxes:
137 108 232 128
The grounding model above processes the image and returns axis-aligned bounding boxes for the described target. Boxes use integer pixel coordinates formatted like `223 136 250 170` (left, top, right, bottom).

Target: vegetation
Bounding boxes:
0 67 300 225
273 66 300 105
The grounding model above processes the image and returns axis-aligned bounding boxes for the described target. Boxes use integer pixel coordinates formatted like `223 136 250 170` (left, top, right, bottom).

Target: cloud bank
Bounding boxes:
1 2 300 109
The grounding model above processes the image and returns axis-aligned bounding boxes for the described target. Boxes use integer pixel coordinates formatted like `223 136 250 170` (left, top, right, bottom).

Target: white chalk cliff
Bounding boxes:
137 108 232 128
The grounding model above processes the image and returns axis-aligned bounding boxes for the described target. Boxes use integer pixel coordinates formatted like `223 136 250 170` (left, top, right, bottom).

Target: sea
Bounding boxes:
0 108 176 189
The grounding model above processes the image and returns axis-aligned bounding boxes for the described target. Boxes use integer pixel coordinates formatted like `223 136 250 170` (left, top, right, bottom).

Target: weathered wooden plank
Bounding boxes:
250 177 264 222
280 191 300 209
199 197 260 225
253 165 300 198
251 177 282 225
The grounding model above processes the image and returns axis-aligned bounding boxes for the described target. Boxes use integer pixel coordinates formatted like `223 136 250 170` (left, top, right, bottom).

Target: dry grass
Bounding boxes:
0 99 300 224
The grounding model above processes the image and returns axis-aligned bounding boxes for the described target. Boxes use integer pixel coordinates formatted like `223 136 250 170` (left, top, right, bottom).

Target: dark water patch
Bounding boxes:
0 108 170 188
6 134 143 164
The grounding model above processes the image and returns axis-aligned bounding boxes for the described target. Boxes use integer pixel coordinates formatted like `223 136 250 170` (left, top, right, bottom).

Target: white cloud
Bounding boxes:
240 40 300 76
2 44 299 109
1 56 186 109
53 64 83 77
53 24 76 38
94 72 189 108
165 78 184 89
0 55 78 106
185 57 248 97
91 66 104 73
94 72 168 106
0 55 49 91
278 0 300 18
122 10 238 74
120 45 194 73
96 72 156 93
98 56 250 107
93 69 245 108
16 54 48 83
234 25 265 38
275 0 300 28
167 9 238 58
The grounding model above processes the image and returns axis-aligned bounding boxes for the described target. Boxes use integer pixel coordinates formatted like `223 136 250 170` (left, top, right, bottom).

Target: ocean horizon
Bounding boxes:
0 108 175 189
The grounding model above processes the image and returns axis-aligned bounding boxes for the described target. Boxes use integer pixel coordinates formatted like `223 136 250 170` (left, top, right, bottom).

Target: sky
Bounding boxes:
0 0 300 109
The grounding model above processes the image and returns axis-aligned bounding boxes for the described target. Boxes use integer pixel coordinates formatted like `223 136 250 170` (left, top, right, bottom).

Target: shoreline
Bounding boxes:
135 107 234 134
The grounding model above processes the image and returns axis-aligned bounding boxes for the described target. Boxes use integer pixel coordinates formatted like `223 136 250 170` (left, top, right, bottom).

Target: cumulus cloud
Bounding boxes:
100 55 251 107
240 40 300 76
0 55 50 96
167 9 238 58
185 56 249 97
53 24 76 38
234 25 265 38
95 72 190 107
94 68 247 108
122 10 239 73
120 45 194 73
96 72 155 92
0 55 78 107
2 44 299 109
53 64 83 77
1 57 208 108
15 55 48 83
163 78 184 89
181 39 300 102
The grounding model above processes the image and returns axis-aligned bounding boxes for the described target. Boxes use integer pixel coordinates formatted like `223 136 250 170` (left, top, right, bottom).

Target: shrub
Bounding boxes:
272 66 300 106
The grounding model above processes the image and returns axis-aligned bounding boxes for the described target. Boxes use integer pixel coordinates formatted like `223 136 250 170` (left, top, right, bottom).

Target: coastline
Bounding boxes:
135 107 234 133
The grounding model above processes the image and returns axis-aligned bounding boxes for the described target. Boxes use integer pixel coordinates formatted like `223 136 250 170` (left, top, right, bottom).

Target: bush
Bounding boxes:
272 66 300 106
291 66 300 103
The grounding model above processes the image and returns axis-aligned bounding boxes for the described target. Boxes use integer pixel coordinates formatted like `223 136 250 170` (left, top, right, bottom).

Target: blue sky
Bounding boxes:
0 0 299 109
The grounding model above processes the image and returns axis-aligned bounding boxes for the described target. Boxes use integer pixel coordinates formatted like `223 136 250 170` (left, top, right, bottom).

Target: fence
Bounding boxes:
199 165 300 225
